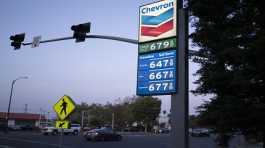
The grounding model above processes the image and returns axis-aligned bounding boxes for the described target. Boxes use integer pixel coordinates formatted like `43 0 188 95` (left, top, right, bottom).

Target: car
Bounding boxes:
0 123 7 133
63 124 81 135
41 126 58 135
21 125 34 130
158 128 170 134
84 127 122 142
123 126 144 132
190 128 210 137
41 124 81 135
82 127 93 137
8 125 21 131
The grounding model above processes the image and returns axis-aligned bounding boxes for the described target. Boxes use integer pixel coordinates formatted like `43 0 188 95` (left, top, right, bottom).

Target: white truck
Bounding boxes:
41 124 81 135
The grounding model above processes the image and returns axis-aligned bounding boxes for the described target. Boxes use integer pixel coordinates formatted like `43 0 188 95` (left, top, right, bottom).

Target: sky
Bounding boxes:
0 0 208 117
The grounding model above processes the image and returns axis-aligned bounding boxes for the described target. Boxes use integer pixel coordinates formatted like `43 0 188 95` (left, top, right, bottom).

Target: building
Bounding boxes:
0 112 46 128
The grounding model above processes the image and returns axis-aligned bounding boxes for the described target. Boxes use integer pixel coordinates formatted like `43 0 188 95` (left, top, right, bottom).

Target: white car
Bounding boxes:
41 124 81 135
8 125 21 131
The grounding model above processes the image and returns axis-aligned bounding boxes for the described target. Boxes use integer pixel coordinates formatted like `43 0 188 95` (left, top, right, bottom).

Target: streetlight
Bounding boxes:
6 76 28 132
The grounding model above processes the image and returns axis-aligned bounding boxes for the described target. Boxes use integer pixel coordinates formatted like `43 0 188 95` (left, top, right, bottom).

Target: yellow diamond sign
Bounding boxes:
53 95 76 120
55 120 70 129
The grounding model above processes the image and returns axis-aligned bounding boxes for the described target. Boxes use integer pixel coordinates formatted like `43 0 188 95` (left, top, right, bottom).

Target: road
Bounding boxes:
0 131 216 148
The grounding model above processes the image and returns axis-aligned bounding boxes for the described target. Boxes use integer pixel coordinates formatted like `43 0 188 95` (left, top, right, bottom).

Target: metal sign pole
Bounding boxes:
59 129 63 148
170 5 189 148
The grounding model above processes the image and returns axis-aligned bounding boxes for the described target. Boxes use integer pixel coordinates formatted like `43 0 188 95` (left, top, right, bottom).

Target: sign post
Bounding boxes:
53 95 76 148
137 0 188 148
170 7 189 148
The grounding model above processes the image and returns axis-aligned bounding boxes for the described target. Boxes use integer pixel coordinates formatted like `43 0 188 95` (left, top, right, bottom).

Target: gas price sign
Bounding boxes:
137 50 177 95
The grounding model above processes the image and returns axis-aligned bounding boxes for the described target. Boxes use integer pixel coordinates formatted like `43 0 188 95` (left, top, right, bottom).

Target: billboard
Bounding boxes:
139 0 177 43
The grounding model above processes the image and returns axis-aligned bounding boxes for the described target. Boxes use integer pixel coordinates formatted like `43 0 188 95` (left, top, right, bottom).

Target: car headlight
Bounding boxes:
92 132 99 136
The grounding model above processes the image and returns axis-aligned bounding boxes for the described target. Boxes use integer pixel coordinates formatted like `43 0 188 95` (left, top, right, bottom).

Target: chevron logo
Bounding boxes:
142 8 173 26
141 8 173 37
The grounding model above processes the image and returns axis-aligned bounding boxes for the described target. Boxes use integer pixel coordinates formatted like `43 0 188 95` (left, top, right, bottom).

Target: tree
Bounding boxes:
111 100 135 130
69 102 90 124
190 0 265 147
189 115 200 129
130 96 161 132
68 96 161 132
88 103 111 128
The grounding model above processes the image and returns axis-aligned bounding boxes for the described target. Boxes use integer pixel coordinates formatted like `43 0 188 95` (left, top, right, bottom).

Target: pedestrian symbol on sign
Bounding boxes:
60 99 68 115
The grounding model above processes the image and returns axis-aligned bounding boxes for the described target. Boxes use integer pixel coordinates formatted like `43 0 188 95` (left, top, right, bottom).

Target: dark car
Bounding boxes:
0 123 8 133
84 127 122 142
190 128 210 137
159 128 170 134
21 125 34 130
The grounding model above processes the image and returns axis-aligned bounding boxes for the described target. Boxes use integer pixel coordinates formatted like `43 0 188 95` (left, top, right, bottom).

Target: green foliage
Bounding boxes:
130 96 161 130
69 96 161 131
69 102 89 124
190 0 265 146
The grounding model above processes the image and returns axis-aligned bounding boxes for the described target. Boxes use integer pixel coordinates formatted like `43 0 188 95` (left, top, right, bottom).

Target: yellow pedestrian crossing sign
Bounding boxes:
53 95 76 120
55 120 70 129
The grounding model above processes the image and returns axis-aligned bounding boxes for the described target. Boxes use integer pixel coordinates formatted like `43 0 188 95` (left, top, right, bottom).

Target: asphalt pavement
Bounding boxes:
0 131 216 148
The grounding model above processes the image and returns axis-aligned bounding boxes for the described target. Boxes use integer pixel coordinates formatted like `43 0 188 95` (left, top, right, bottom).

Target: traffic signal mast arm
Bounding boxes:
21 34 199 59
22 35 138 45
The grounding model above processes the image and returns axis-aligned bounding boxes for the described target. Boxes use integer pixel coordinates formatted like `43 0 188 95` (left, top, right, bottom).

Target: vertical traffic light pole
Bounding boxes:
171 0 189 148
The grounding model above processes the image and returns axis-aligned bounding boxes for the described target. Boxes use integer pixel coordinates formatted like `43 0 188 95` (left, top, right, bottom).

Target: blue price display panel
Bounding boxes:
137 50 177 96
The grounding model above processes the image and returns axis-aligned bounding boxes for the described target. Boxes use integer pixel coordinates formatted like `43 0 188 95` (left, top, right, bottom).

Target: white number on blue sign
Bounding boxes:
148 82 174 92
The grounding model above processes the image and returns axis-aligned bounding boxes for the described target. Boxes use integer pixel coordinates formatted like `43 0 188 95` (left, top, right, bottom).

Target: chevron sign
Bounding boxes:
139 0 176 43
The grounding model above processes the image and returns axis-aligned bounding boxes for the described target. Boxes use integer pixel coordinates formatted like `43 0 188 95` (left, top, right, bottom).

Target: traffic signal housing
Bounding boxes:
71 23 91 42
10 33 25 50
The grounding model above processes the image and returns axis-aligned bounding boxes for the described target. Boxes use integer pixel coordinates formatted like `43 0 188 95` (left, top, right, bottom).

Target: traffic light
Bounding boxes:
10 33 25 50
71 23 91 42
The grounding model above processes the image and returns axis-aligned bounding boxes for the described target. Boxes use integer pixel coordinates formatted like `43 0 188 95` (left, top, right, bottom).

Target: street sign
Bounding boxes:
139 0 177 43
31 36 41 48
55 120 70 129
53 95 76 120
137 49 177 95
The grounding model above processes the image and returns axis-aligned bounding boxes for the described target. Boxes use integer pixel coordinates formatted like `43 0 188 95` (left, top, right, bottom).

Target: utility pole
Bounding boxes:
112 113 115 130
81 111 85 129
39 108 42 128
46 111 50 125
24 104 28 113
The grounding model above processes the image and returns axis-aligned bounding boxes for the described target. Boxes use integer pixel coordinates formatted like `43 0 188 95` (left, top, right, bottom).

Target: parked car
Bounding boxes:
0 123 7 133
21 125 34 130
123 126 144 132
41 124 81 135
41 126 57 135
84 127 122 142
190 128 210 137
8 125 21 131
82 127 93 137
158 128 170 134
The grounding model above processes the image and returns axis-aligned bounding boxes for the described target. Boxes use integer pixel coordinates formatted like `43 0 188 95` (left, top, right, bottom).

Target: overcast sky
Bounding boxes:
0 0 207 117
